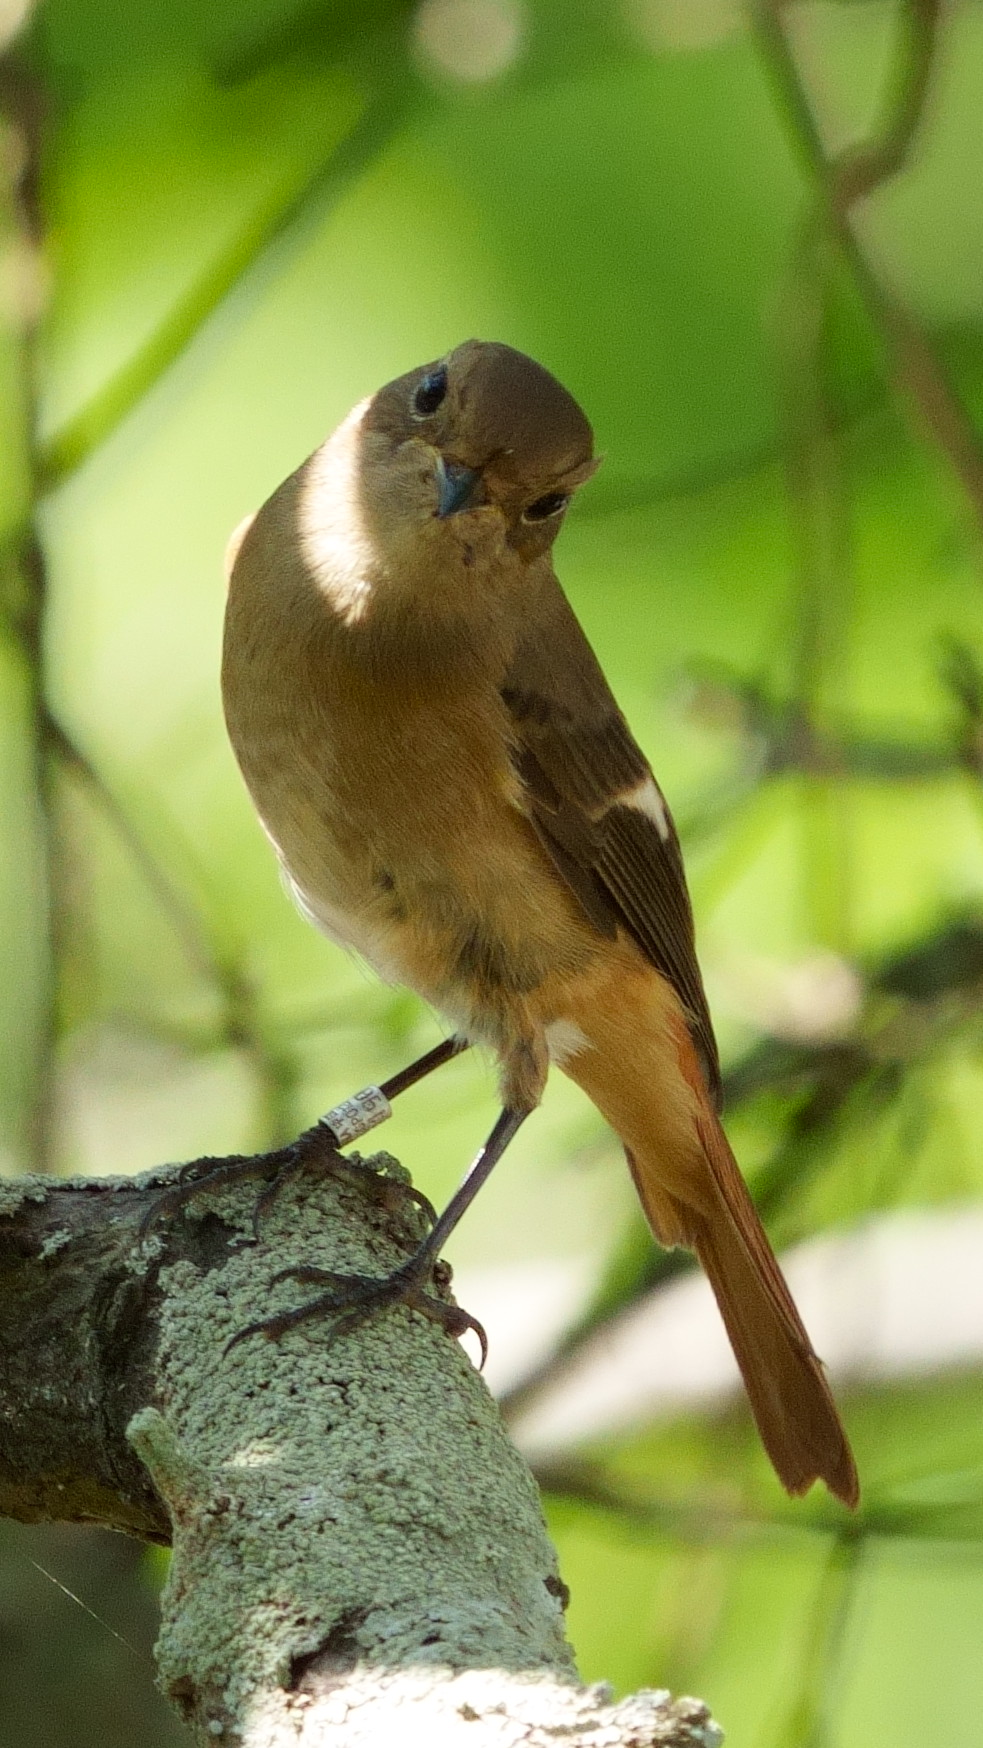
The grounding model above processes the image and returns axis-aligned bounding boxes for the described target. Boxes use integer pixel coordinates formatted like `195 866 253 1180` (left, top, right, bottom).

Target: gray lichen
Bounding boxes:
0 1175 49 1216
128 1151 576 1739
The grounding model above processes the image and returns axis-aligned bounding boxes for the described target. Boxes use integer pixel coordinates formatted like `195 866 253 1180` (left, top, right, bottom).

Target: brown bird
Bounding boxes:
221 339 858 1508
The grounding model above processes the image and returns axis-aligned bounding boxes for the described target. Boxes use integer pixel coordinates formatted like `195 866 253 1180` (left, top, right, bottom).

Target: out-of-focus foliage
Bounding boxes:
2 0 983 1743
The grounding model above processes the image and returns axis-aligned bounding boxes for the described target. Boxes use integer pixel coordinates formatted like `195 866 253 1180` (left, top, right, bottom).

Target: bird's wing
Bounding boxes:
502 570 721 1104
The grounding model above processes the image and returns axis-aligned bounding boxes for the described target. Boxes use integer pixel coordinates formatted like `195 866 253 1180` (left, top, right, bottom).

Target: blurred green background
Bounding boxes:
3 0 983 1743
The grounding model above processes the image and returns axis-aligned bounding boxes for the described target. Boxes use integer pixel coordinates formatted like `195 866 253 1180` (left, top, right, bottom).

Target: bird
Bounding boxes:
220 338 858 1508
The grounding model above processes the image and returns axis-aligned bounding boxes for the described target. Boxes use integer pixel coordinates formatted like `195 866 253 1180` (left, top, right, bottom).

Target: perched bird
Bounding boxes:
221 340 858 1507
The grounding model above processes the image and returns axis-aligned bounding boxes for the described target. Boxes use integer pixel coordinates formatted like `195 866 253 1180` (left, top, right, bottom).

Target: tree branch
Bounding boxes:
0 1137 720 1747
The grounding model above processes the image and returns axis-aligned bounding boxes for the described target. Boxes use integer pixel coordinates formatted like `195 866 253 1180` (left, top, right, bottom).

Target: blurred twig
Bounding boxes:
939 635 983 780
36 40 412 489
680 656 983 793
535 1455 788 1543
0 584 302 1146
765 1531 861 1748
754 0 983 538
0 593 299 1157
671 648 983 881
759 0 948 958
760 0 941 206
537 1443 983 1545
2 27 326 1158
42 711 223 990
774 213 856 952
1 48 62 1169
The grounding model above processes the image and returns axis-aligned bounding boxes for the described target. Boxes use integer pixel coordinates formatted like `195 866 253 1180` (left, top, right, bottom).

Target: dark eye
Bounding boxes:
522 491 570 523
413 367 448 418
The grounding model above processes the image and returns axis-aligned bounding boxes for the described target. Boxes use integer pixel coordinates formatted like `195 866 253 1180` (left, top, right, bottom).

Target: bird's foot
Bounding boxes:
140 1043 468 1241
139 1141 296 1239
141 1124 435 1244
226 1104 530 1366
225 1254 487 1366
249 1131 436 1239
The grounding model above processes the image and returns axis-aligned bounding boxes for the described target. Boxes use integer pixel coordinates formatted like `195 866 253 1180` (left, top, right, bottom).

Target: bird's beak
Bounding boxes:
435 456 484 518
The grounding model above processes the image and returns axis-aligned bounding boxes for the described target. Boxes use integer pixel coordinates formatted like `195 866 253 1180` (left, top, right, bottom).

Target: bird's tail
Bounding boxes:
624 1123 859 1507
561 973 858 1507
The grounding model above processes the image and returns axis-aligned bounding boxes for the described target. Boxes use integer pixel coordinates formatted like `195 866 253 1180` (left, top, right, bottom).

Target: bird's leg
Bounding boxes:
372 1034 471 1105
142 1035 470 1237
226 1104 531 1364
248 1034 471 1230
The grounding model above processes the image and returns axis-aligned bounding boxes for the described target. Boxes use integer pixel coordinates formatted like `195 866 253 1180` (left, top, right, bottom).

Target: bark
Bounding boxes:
0 1136 721 1748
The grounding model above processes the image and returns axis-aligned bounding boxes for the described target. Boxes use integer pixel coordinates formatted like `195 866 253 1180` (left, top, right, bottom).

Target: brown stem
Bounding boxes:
754 0 983 536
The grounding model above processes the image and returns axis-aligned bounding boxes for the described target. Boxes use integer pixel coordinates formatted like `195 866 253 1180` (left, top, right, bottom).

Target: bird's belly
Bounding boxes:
278 860 409 983
254 768 596 1042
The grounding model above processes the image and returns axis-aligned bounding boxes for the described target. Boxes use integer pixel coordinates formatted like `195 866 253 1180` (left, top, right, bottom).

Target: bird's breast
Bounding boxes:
223 621 597 1023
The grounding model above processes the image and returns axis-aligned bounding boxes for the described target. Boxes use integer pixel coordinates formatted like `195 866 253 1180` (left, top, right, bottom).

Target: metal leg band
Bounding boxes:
319 1086 393 1147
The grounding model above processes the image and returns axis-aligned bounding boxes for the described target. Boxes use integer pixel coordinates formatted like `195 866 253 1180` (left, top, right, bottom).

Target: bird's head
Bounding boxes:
360 339 599 560
289 342 599 664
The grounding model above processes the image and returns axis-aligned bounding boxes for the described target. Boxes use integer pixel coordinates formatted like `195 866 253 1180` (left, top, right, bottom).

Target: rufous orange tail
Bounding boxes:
624 1084 858 1508
559 965 859 1506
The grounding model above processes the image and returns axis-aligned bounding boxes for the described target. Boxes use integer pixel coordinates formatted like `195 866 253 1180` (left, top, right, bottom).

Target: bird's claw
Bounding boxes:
138 1149 287 1241
138 1128 435 1246
251 1144 436 1239
224 1259 488 1367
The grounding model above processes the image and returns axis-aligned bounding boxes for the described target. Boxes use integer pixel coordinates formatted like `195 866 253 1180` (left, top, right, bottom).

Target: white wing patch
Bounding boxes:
615 775 670 841
545 1019 592 1066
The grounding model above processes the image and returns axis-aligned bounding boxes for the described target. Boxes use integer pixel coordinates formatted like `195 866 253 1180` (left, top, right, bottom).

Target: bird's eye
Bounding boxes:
413 367 448 418
522 491 570 523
